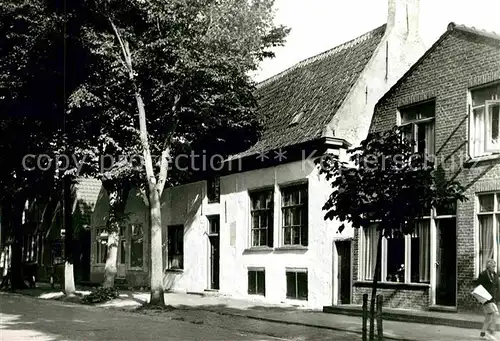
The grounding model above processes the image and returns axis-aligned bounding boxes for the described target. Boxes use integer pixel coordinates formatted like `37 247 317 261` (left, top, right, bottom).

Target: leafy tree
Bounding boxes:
0 0 100 293
71 0 289 304
318 127 467 340
0 0 65 289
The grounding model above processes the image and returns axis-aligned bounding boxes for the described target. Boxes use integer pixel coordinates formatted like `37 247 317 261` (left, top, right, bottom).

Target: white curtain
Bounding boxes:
417 222 431 283
479 215 494 270
474 108 485 157
364 226 378 280
424 122 435 158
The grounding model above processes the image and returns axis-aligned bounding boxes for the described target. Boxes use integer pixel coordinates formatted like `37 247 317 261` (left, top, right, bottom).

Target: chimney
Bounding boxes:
387 0 420 38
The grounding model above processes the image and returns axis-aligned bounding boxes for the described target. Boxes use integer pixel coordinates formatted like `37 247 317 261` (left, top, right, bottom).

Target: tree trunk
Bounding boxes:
134 90 164 306
110 21 167 306
103 190 119 288
148 185 164 305
63 176 76 296
103 230 119 288
9 199 26 290
369 229 383 341
103 185 130 289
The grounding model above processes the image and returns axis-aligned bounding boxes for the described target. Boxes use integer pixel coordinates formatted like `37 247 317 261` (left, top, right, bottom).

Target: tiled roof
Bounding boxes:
74 177 102 223
451 22 500 42
231 24 386 159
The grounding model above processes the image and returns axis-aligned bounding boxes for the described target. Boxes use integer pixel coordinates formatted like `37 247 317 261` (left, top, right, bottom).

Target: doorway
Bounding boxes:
336 240 352 305
207 215 220 290
435 218 457 306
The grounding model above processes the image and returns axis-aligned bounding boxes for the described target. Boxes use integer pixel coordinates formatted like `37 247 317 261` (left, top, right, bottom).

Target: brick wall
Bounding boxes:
358 27 500 311
353 285 429 310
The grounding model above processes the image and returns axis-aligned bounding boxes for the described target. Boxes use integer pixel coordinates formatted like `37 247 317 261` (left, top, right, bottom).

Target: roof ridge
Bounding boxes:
256 24 387 89
448 22 500 42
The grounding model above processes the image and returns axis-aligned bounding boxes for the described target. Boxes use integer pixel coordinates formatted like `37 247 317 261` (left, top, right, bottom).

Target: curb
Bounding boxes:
197 307 420 341
323 306 491 332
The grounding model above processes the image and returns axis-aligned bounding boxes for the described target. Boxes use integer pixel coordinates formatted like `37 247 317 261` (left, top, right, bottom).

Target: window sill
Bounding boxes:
354 281 430 290
248 293 265 297
274 246 308 252
128 267 145 272
165 268 184 273
464 153 500 167
243 247 274 254
285 297 308 302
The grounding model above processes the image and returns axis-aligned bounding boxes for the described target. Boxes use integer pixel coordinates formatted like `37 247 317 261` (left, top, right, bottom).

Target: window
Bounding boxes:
386 231 405 282
478 193 500 272
250 189 274 247
130 223 144 268
362 220 431 284
168 225 184 270
207 177 220 203
208 216 220 235
362 224 380 281
399 101 435 158
281 184 308 246
410 221 430 283
470 83 500 157
248 268 265 295
119 225 127 264
286 269 308 300
95 227 108 264
23 234 38 263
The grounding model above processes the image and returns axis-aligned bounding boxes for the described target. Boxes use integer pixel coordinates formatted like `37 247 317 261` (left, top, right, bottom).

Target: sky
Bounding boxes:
253 0 500 82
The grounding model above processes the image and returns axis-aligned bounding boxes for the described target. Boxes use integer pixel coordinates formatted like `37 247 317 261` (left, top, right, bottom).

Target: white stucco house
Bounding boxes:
90 0 427 308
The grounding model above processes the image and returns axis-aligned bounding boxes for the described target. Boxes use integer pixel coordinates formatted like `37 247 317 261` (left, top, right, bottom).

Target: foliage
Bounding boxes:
82 286 119 304
318 126 467 236
69 0 290 187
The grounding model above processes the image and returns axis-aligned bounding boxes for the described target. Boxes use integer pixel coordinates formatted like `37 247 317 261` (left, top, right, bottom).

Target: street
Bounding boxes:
0 293 359 341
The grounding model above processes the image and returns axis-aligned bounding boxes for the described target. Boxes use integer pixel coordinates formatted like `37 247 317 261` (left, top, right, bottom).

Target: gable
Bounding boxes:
232 24 387 159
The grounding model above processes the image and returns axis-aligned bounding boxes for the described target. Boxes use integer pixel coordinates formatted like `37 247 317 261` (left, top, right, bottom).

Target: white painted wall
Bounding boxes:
219 159 352 309
327 0 427 148
161 181 208 293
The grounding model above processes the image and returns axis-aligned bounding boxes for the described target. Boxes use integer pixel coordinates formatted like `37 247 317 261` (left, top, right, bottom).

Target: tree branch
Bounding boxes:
109 18 133 79
157 94 181 196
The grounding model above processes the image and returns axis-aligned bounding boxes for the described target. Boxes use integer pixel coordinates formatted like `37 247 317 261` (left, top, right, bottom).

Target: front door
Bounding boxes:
336 240 352 305
208 216 220 290
435 218 457 306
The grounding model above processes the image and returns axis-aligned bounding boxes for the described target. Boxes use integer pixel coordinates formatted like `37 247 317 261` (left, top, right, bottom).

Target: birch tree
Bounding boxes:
71 0 289 305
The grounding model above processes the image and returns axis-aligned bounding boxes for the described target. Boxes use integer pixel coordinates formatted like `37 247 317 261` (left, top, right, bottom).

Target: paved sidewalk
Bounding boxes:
97 292 493 341
10 284 497 341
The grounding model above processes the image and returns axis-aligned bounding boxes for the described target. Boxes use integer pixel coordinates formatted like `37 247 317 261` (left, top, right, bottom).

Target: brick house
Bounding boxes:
352 23 500 311
90 0 426 308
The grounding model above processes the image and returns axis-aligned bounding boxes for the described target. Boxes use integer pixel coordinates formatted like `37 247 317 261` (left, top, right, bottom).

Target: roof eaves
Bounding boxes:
452 23 500 42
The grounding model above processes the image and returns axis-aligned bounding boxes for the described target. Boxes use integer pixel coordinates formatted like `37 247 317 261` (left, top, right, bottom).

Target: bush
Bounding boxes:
82 287 119 304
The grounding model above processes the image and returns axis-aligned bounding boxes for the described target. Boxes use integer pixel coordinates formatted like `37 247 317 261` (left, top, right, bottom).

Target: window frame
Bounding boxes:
95 227 108 265
247 267 266 296
167 225 184 270
476 192 500 274
207 177 220 203
285 268 308 301
280 183 308 247
249 188 274 248
469 83 500 158
398 101 436 156
360 209 451 285
129 223 145 269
